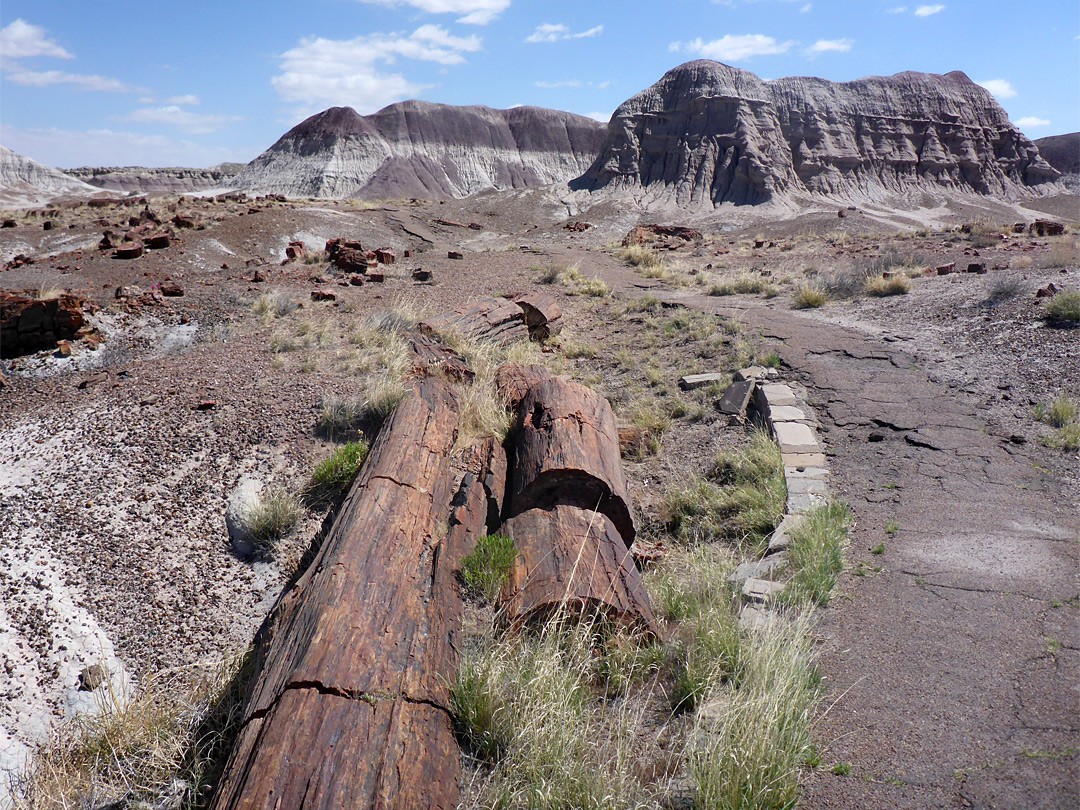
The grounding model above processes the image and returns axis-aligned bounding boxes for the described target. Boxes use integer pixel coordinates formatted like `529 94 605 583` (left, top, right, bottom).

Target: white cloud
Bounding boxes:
0 19 72 60
165 94 200 106
887 6 908 12
914 4 945 16
273 26 481 116
533 78 610 89
4 70 139 92
1015 116 1050 128
675 34 794 62
976 79 1016 99
808 38 853 54
355 0 509 25
800 3 812 11
525 23 603 43
584 111 611 123
0 123 253 169
118 106 241 134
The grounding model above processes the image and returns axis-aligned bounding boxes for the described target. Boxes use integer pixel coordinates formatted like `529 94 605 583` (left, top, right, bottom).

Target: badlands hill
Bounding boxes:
572 61 1059 206
65 163 245 194
0 145 99 207
1034 132 1079 177
232 102 607 199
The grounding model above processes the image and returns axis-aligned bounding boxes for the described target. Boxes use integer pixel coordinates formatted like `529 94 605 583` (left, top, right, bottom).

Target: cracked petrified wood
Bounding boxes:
500 504 660 637
211 378 464 810
507 376 635 545
418 296 529 344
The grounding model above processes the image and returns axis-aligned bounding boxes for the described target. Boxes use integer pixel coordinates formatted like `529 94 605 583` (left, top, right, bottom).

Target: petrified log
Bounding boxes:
405 330 474 382
508 376 635 545
494 363 553 411
515 291 563 340
499 504 660 636
211 378 464 810
419 296 528 344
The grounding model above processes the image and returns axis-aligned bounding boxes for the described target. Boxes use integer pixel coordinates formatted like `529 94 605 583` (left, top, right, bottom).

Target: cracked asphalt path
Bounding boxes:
623 273 1079 809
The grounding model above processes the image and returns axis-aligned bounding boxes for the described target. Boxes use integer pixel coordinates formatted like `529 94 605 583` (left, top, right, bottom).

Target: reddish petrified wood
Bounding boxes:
499 504 660 636
494 363 553 411
405 330 475 382
419 296 528 344
514 291 562 340
508 376 635 545
211 378 463 810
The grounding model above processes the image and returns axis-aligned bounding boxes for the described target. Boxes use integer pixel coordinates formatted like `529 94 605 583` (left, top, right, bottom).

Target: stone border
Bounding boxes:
725 366 830 630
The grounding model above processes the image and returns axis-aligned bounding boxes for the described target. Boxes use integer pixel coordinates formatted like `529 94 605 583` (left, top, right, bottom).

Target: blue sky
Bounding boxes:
1 0 1076 168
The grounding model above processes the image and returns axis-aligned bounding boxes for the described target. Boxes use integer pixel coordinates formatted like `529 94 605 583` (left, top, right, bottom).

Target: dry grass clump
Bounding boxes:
708 275 779 298
622 244 663 269
864 274 911 297
792 284 828 309
245 487 303 557
1036 392 1080 451
539 263 610 297
253 289 300 319
1037 237 1078 270
13 652 251 810
778 502 853 607
665 430 787 553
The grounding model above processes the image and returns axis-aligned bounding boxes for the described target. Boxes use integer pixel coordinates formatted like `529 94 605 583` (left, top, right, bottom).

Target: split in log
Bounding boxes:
419 296 529 344
500 504 660 637
514 291 562 341
508 376 636 546
211 378 464 810
494 363 553 412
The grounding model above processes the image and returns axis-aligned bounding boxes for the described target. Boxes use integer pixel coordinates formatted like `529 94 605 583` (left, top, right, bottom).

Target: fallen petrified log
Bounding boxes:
499 504 660 636
419 296 528 344
211 378 465 810
507 376 635 545
494 363 553 411
514 291 562 340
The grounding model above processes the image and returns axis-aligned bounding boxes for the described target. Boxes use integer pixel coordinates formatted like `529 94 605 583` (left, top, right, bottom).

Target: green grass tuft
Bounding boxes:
780 502 853 607
1044 290 1080 323
461 533 517 603
305 440 369 502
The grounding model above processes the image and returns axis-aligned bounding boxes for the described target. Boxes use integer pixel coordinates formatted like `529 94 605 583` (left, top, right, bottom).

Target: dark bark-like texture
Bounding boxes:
419 296 529 344
500 504 660 637
211 378 463 810
508 376 635 545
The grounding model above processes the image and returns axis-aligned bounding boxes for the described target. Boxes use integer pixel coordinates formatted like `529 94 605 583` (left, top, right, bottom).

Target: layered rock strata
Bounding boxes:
65 163 245 194
233 102 606 200
574 60 1059 205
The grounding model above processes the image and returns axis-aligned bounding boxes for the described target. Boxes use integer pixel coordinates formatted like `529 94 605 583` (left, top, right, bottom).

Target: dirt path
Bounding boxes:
593 261 1079 808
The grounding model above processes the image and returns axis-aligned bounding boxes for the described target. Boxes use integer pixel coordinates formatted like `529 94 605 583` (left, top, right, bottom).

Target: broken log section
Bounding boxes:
500 504 660 636
514 291 562 340
508 376 636 545
419 296 529 344
405 330 475 382
211 378 465 810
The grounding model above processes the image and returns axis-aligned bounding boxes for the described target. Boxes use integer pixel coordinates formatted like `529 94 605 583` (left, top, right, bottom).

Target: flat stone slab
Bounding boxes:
787 491 828 515
766 515 801 553
739 604 780 632
718 379 755 415
761 383 797 407
774 421 819 454
785 465 829 480
734 365 767 381
742 577 787 604
679 372 728 390
769 405 807 422
729 553 789 586
782 452 827 468
785 475 828 496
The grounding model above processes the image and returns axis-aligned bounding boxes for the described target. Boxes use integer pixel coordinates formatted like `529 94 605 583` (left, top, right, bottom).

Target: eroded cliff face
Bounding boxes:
64 164 245 194
575 61 1059 206
0 146 98 206
232 102 607 200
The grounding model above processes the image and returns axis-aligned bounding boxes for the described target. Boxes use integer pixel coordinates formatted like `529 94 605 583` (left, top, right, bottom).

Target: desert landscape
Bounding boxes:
1 51 1078 810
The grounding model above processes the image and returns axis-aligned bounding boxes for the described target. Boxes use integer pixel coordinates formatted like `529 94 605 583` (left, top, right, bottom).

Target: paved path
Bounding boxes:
621 272 1079 809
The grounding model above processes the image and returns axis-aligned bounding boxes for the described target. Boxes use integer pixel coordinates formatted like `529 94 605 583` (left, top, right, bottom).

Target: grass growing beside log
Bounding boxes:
305 440 369 503
461 533 517 603
13 652 252 810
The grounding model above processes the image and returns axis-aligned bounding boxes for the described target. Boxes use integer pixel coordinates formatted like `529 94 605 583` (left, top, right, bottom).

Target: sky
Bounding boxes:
1 0 1077 169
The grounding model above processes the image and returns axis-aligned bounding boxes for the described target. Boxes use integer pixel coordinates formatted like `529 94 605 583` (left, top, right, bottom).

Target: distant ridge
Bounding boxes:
572 61 1059 206
65 164 245 194
0 146 98 207
1033 133 1079 177
232 102 606 200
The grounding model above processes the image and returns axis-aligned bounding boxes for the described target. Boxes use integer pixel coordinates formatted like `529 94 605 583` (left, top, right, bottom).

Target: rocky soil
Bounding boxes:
0 185 1076 806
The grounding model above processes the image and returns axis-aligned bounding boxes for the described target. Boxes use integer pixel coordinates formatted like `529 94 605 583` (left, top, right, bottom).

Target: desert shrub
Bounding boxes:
864 274 911 297
461 533 517 603
982 277 1025 308
1044 290 1080 322
1037 238 1078 270
792 284 827 309
305 440 369 502
779 501 852 607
